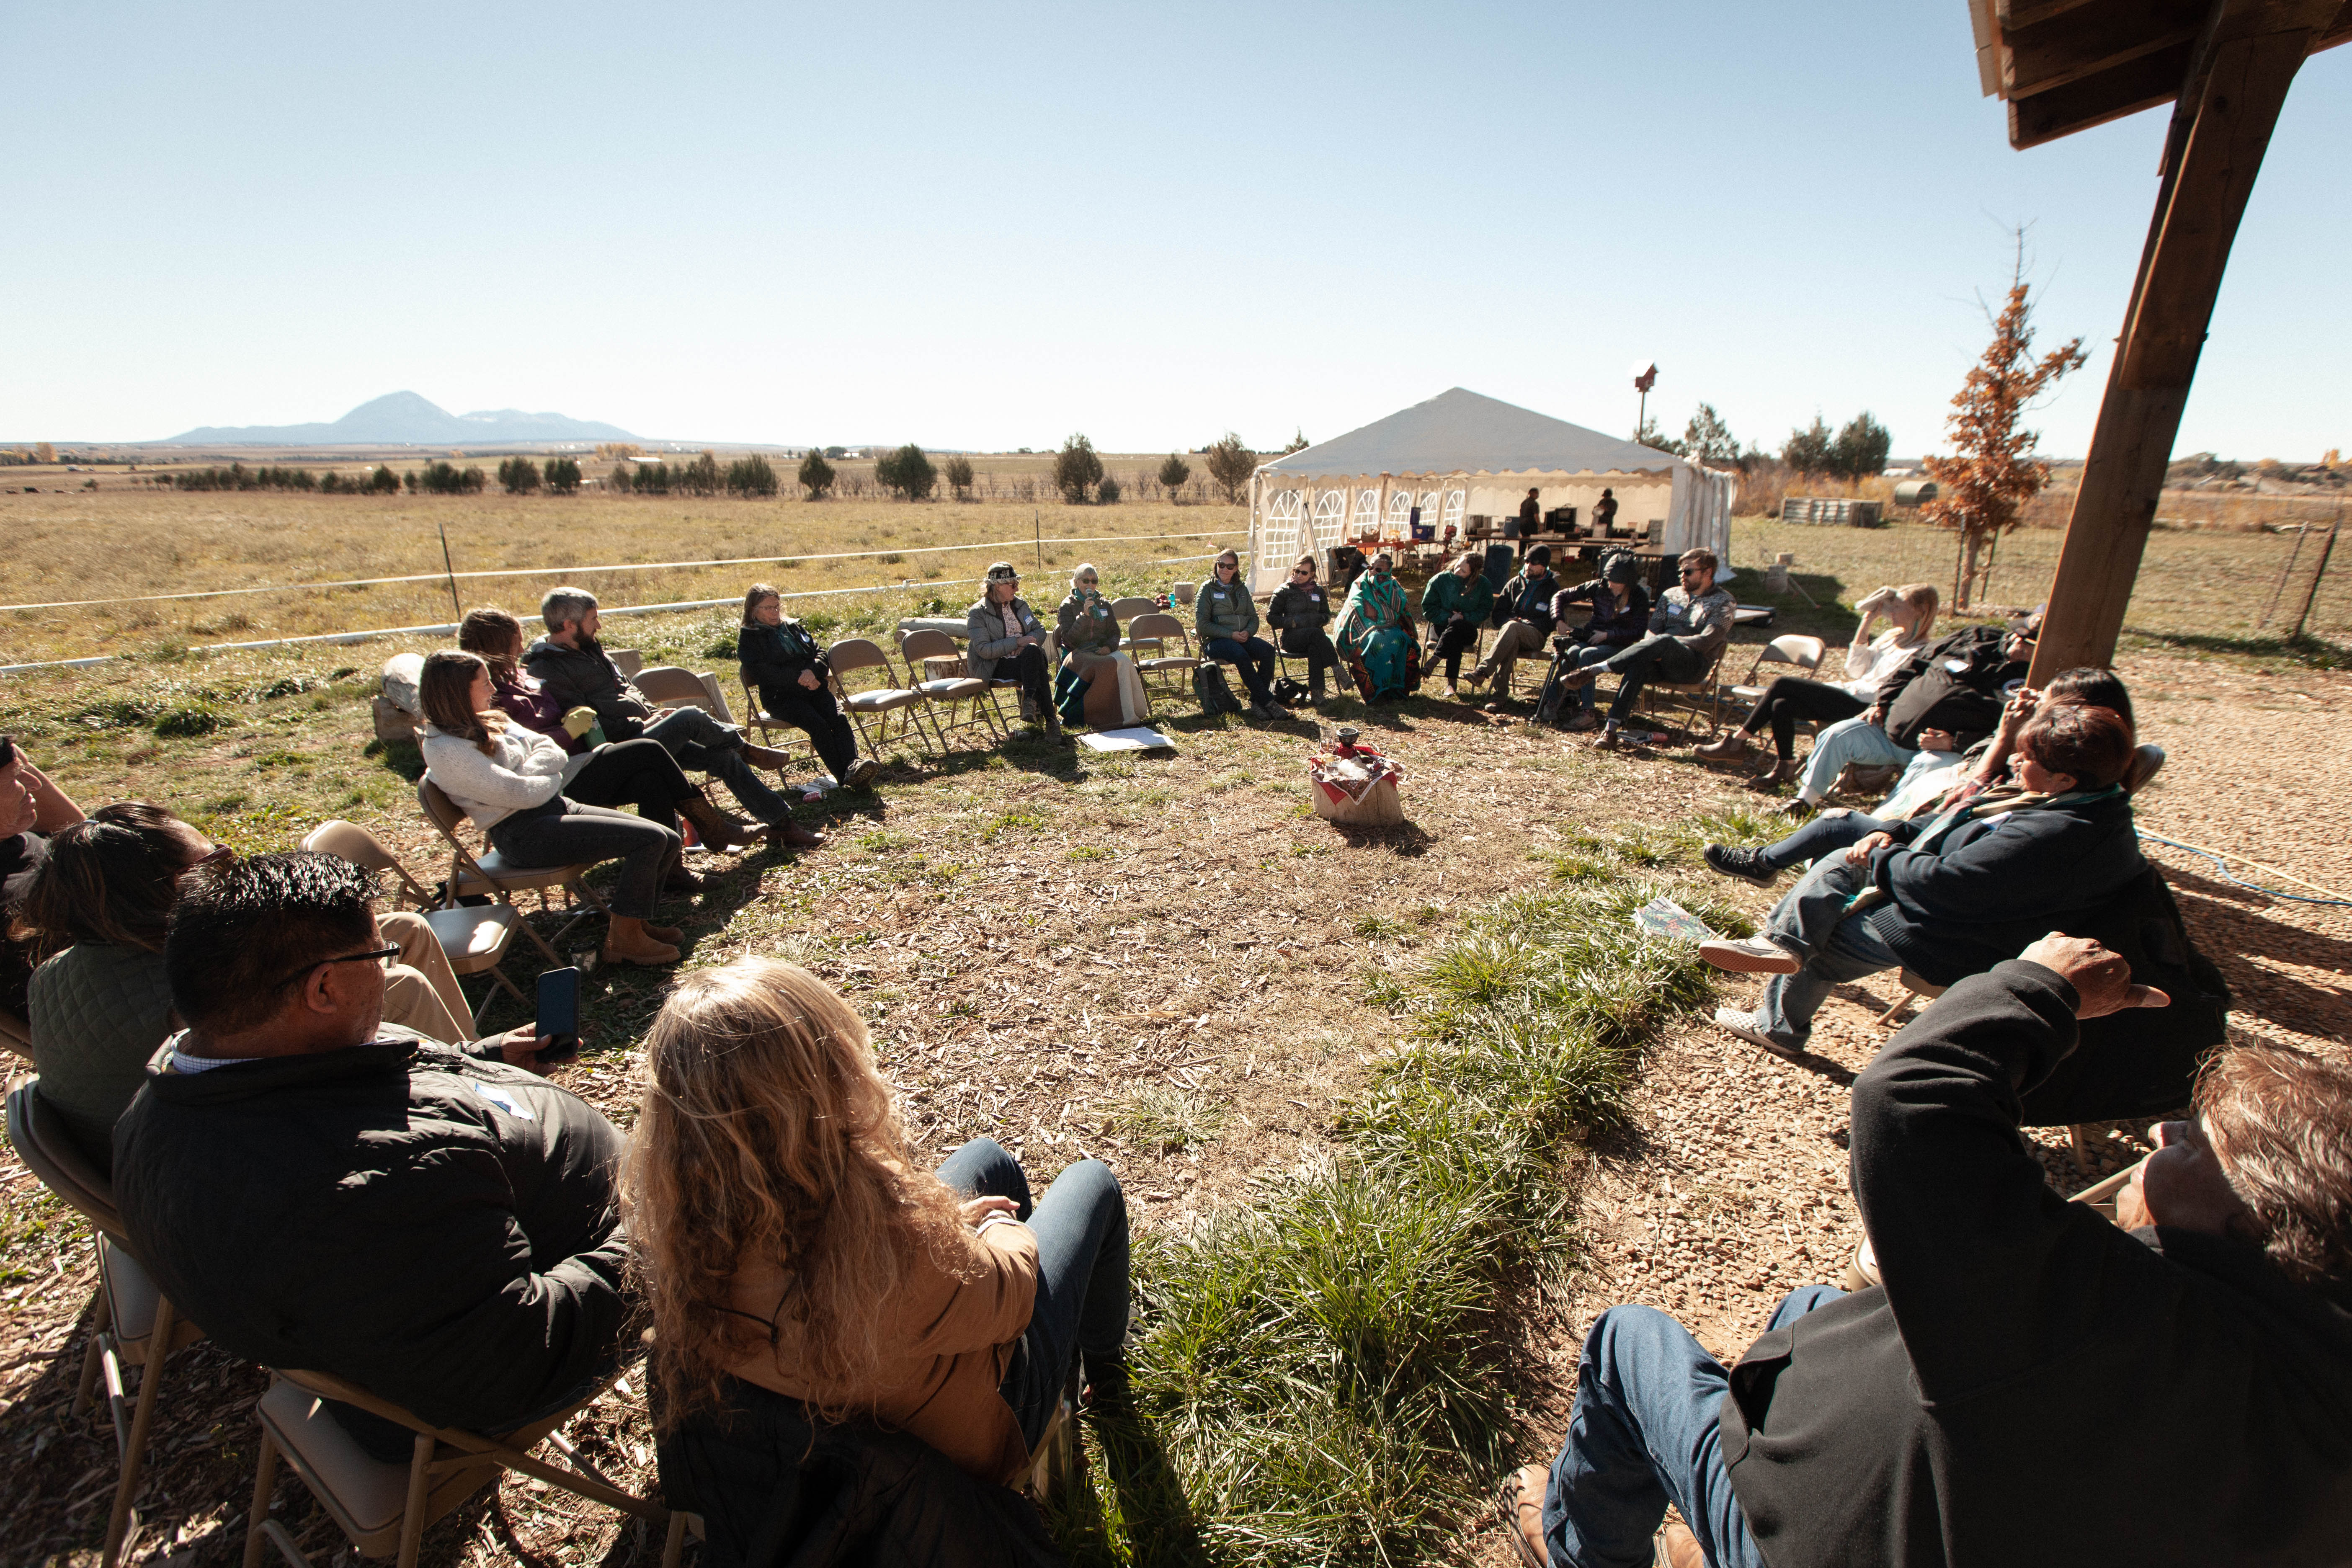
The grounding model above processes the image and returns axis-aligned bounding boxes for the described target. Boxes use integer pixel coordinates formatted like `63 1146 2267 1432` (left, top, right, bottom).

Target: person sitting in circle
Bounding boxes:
1421 550 1493 701
1694 583 1939 788
1195 549 1290 720
459 606 771 853
1266 554 1340 705
1556 548 1736 750
1539 550 1650 731
1505 932 2352 1568
417 651 687 967
1054 563 1149 729
1335 551 1420 702
1702 702 2144 1057
622 957 1132 1486
966 562 1064 741
735 585 879 789
1465 544 1559 705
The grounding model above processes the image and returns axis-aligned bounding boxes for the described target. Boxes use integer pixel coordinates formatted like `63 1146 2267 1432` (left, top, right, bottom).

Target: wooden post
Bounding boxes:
2026 0 2337 684
2287 518 2339 641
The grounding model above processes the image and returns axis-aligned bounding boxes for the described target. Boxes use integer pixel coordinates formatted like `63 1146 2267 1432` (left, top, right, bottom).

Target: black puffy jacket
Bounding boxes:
112 1029 630 1448
659 1375 1065 1568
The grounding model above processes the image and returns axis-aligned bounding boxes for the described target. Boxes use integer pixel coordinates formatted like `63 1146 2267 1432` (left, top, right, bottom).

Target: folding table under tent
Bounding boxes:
1245 387 1738 593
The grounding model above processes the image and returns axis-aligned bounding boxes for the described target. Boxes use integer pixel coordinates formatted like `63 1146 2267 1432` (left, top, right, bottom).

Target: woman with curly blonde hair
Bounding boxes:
624 957 1130 1486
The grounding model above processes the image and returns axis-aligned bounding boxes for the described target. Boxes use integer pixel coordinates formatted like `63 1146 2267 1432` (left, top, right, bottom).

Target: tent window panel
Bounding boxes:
1386 490 1413 524
1351 488 1380 539
1311 490 1349 552
1258 489 1305 571
1442 490 1466 530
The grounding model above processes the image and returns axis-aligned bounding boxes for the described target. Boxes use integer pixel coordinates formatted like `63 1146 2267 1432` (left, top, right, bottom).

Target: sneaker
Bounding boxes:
1592 727 1625 751
1702 843 1777 887
1699 935 1801 974
1713 1006 1798 1054
1264 700 1294 720
1564 710 1598 732
845 757 880 789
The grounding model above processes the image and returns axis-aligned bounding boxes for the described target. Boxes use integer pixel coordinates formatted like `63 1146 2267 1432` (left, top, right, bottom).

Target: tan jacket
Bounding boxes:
721 1218 1040 1483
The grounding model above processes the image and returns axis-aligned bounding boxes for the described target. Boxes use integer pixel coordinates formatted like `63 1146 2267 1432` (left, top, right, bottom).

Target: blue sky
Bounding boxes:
5 1 2344 459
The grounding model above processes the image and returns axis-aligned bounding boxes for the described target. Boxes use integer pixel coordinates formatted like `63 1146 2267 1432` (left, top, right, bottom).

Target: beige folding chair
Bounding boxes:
1108 595 1158 626
826 639 940 758
1874 968 1947 1027
302 821 531 1032
609 649 644 680
241 1366 668 1568
1636 643 1731 738
1728 634 1826 704
1126 612 1200 703
8 1083 206 1568
900 629 1004 747
633 665 731 722
414 780 608 965
2124 742 2166 795
0 1003 29 1061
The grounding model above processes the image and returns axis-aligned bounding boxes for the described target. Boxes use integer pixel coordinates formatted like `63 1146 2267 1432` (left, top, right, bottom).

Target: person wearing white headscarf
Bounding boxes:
1053 564 1149 728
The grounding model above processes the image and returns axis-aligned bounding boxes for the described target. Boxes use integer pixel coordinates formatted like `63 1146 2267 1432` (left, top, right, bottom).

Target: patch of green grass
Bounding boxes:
1106 1085 1230 1154
855 828 910 853
1352 912 1408 940
1080 877 1725 1566
1066 845 1114 862
980 809 1049 842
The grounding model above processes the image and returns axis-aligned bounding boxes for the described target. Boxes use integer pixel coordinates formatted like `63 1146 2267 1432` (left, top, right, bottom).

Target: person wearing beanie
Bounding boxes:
1536 550 1651 730
1465 544 1559 707
1558 548 1735 749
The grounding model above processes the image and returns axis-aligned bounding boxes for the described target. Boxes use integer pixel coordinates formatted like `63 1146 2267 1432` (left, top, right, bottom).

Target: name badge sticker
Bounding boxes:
474 1083 536 1121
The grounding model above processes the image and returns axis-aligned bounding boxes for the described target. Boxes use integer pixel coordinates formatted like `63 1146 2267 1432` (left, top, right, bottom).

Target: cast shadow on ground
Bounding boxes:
1045 1396 1207 1568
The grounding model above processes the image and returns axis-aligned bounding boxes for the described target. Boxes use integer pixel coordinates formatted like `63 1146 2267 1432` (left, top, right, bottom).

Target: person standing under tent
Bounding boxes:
1593 487 1619 534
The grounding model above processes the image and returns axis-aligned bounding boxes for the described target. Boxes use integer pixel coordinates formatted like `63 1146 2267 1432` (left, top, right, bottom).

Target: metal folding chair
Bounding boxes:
1125 613 1200 703
7 1083 206 1568
825 638 941 758
414 780 609 965
900 629 1005 747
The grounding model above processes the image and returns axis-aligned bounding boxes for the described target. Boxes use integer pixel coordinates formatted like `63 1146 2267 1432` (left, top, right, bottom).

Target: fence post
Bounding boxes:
437 523 462 620
1034 511 1042 573
2288 516 2341 642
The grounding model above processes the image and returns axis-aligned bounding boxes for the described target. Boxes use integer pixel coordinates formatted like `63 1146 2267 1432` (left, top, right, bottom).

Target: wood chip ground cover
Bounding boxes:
2 610 2345 1565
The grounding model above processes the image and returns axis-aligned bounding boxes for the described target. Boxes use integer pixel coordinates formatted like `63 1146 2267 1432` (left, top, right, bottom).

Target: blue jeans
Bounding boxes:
1756 812 1891 874
936 1139 1130 1449
1544 1286 1845 1568
1746 856 1902 1048
645 705 791 827
1795 716 1910 802
1205 635 1276 706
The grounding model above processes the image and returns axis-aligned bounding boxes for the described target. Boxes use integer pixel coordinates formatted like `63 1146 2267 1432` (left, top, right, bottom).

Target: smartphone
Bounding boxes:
0 735 15 771
535 967 582 1063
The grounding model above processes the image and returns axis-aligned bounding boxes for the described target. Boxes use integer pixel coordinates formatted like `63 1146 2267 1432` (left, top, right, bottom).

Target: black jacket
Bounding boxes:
1859 787 2146 986
738 620 831 706
1550 579 1650 648
1879 625 2026 750
1495 570 1559 634
659 1375 1065 1568
1266 582 1333 634
524 636 659 741
1723 961 2352 1567
112 1030 631 1442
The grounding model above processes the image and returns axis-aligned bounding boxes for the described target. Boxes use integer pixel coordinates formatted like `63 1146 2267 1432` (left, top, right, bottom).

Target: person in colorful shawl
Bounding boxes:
1335 553 1420 701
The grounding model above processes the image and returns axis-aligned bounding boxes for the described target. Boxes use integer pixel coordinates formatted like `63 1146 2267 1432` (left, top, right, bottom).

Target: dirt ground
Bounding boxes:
3 638 2346 1567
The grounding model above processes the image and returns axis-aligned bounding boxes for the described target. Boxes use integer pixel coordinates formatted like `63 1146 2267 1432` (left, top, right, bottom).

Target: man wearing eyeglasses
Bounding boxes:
1558 548 1736 749
113 851 622 1463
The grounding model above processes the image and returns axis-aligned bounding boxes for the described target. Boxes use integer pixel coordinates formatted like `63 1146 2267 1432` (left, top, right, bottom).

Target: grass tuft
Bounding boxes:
1106 1086 1229 1154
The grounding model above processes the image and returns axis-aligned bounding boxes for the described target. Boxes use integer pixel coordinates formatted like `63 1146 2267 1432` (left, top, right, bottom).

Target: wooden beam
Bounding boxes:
2028 0 2339 682
2009 39 2194 146
2003 0 2208 97
1997 0 2099 31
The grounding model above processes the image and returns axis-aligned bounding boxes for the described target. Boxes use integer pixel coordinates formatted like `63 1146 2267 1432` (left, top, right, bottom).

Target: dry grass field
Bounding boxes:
3 489 2351 1567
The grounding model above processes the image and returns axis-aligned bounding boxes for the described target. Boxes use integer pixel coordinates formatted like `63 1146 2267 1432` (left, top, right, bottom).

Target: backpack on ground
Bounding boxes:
1272 676 1313 706
1192 663 1243 715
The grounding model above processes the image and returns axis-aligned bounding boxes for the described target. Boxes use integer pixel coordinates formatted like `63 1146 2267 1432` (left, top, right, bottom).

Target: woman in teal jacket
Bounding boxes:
1419 552 1493 700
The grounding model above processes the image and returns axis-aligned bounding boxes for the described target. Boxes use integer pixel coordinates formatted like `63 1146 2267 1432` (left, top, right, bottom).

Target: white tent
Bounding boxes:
1246 387 1738 591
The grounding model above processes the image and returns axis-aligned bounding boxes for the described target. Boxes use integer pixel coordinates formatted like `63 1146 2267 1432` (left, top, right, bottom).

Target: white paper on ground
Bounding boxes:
1078 727 1176 752
794 774 838 799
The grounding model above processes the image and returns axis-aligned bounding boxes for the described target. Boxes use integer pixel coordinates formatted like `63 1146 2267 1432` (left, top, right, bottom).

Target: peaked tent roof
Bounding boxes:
1259 387 1684 479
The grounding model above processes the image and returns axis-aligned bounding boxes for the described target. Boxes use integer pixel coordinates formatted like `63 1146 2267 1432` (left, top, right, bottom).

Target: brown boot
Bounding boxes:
662 859 701 894
739 741 795 771
1745 757 1801 792
601 915 681 967
1655 1522 1705 1568
644 922 685 944
678 789 754 851
768 820 828 850
1692 731 1754 764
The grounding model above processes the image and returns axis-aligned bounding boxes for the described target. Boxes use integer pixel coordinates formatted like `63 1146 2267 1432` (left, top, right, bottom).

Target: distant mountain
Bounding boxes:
165 391 634 446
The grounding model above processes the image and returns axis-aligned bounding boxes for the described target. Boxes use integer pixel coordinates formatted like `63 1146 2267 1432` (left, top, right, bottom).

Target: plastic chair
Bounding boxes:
825 639 940 758
1126 613 1200 702
241 1366 668 1568
900 629 1003 748
414 780 608 965
8 1083 206 1567
633 665 733 724
302 821 531 1031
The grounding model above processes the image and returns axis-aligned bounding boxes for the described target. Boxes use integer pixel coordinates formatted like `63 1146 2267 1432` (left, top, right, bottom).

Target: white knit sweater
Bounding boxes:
420 722 577 830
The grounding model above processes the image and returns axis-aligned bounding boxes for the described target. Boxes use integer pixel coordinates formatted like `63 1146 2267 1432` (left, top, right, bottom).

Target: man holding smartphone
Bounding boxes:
113 851 629 1460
